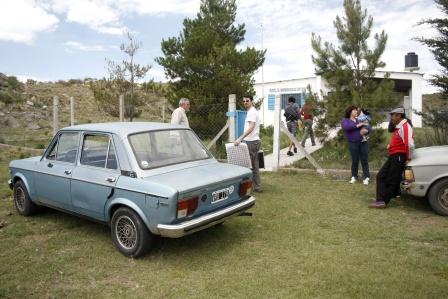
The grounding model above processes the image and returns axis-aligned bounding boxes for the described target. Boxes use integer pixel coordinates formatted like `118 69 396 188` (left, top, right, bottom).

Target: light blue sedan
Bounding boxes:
8 122 255 258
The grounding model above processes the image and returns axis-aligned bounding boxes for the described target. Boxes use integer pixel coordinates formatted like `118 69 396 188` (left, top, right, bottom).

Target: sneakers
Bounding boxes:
287 151 294 156
368 201 386 209
363 177 370 185
349 177 357 184
293 147 297 153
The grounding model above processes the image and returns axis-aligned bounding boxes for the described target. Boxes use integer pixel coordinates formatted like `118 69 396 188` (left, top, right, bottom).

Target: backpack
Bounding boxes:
284 105 300 121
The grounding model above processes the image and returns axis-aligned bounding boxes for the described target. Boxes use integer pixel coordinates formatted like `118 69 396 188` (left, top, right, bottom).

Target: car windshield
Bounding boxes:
129 129 211 169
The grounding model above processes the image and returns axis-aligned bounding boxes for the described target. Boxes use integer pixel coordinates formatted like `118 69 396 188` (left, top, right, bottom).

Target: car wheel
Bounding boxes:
111 207 153 258
428 178 448 216
13 180 37 216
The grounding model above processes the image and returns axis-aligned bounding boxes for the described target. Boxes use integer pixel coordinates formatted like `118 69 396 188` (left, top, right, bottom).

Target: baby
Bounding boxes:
357 108 371 142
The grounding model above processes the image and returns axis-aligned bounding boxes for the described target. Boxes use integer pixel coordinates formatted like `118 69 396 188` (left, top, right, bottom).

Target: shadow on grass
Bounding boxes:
21 204 247 259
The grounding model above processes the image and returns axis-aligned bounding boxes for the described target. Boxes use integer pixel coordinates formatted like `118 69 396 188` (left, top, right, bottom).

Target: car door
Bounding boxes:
34 131 80 210
70 133 120 221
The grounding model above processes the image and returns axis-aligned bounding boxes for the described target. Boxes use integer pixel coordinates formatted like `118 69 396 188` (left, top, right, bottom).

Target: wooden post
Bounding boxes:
162 102 166 123
228 94 236 142
70 97 75 126
280 122 325 175
53 96 59 136
272 94 281 171
119 95 124 122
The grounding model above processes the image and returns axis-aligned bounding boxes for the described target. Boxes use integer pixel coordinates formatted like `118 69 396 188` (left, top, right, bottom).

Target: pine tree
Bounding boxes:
415 0 448 144
311 0 398 132
416 0 448 99
156 0 265 139
91 32 151 121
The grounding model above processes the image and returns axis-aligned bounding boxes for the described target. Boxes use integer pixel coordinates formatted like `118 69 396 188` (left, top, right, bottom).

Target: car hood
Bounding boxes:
140 162 252 193
409 146 448 167
9 156 42 168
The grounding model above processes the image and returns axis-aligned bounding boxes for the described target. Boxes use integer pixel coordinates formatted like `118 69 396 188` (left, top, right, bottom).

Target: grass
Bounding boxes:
1 170 448 298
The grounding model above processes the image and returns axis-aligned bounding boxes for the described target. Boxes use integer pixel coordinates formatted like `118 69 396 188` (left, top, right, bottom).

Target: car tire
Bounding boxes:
111 207 153 258
428 178 448 216
13 180 37 216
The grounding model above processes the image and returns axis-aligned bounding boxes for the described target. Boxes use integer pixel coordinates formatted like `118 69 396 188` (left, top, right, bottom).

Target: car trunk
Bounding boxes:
141 162 252 221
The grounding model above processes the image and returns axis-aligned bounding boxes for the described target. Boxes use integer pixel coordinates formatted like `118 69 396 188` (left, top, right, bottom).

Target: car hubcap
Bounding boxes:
440 186 448 208
115 215 137 250
15 187 25 212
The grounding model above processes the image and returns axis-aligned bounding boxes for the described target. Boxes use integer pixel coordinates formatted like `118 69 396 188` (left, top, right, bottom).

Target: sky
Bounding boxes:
0 0 443 94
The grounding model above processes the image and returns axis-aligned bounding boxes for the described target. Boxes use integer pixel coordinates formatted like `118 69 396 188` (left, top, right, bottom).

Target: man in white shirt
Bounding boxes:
171 98 190 127
234 95 262 192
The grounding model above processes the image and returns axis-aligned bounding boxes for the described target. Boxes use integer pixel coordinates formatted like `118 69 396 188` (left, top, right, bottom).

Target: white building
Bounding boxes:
254 70 423 128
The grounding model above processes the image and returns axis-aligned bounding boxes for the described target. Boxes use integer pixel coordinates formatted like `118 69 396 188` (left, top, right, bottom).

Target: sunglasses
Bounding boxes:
243 100 251 103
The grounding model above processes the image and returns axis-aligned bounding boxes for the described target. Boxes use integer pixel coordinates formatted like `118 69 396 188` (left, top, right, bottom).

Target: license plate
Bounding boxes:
211 187 233 204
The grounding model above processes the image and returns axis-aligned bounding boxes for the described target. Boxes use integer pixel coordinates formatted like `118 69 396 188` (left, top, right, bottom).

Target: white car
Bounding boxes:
401 146 448 215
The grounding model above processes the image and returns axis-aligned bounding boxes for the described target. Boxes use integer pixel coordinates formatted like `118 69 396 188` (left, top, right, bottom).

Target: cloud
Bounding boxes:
48 0 199 35
0 0 59 44
235 0 441 93
51 0 125 35
114 0 199 16
64 41 106 52
15 74 53 83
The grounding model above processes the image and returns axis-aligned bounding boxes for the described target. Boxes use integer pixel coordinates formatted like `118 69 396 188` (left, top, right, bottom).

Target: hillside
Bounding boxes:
0 77 169 148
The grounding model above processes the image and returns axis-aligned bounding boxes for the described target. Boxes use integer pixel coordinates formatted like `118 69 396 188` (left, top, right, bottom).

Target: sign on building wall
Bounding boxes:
268 94 275 111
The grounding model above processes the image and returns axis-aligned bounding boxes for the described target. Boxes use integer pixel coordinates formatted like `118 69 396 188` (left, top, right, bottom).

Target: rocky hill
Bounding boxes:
0 74 169 148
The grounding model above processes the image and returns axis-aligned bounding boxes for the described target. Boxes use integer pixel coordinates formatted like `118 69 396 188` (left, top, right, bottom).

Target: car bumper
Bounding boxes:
401 181 427 197
8 179 13 190
157 196 256 238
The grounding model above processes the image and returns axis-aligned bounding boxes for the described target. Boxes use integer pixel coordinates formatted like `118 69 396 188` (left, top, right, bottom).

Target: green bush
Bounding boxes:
0 91 14 104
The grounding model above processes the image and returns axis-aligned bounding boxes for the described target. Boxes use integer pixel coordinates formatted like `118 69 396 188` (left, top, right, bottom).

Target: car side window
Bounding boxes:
106 141 118 170
81 134 117 169
46 132 80 163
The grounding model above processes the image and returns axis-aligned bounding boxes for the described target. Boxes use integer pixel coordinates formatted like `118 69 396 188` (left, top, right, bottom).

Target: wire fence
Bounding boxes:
1 95 235 160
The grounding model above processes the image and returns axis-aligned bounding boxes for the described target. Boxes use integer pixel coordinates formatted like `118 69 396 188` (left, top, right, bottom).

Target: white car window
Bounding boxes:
129 129 210 169
46 132 80 163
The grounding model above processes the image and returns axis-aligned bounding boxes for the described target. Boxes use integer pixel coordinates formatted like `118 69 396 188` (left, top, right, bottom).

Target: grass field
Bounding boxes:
1 170 448 298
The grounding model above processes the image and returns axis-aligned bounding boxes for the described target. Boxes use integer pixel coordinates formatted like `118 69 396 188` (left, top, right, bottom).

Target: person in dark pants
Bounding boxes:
341 106 370 185
284 96 301 156
234 95 262 193
369 107 414 208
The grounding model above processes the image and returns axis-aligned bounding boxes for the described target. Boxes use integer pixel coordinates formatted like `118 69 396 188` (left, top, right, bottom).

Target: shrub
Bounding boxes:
0 91 14 104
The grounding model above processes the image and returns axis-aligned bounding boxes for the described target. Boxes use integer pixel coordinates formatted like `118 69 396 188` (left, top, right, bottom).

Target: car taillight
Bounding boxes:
404 167 415 182
177 196 198 218
239 180 253 197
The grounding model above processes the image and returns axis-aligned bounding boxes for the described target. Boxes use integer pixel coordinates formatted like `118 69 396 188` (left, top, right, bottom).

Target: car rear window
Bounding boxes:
129 129 210 169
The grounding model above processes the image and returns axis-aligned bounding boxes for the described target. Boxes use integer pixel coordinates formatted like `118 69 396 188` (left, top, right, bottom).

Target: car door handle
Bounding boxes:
64 170 72 175
106 177 116 183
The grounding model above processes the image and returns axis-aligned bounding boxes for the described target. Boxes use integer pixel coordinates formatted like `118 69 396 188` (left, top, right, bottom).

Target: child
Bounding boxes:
357 108 371 142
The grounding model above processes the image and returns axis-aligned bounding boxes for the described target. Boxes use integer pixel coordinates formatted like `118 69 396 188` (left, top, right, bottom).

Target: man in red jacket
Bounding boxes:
369 107 414 208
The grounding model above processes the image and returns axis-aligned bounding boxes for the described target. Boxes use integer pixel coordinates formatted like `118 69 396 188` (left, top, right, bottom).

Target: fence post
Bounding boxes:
53 96 59 136
162 101 166 123
272 94 281 171
119 95 124 122
228 94 236 142
70 97 75 126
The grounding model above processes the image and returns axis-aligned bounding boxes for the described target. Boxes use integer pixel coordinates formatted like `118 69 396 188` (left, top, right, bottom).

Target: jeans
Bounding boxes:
244 140 261 191
301 119 315 146
348 141 370 179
